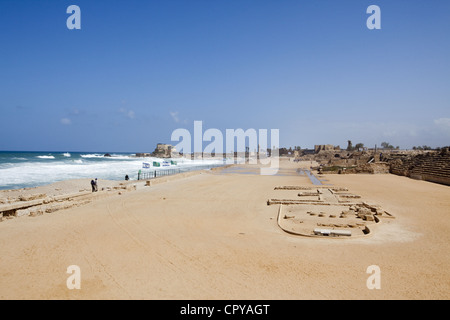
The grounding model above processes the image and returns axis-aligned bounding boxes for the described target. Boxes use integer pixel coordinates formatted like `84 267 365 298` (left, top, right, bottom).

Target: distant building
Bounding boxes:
152 143 179 158
314 145 337 153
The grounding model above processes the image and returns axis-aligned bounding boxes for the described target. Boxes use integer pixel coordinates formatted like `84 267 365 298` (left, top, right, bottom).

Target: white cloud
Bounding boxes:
434 118 450 132
170 111 180 123
119 108 135 119
127 110 135 119
170 111 188 124
61 118 71 125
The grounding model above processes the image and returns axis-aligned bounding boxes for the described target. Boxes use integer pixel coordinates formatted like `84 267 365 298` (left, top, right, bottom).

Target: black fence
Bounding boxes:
137 164 224 181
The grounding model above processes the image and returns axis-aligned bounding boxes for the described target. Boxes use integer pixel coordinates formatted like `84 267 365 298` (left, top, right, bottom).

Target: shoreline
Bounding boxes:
0 164 238 221
0 151 228 191
0 160 449 299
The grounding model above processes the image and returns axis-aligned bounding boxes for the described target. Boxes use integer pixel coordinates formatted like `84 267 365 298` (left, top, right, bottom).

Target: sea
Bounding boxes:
0 151 225 191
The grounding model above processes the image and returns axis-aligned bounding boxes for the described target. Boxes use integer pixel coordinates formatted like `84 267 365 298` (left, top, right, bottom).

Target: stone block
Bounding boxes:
19 194 46 202
29 210 43 217
126 184 136 191
15 208 31 217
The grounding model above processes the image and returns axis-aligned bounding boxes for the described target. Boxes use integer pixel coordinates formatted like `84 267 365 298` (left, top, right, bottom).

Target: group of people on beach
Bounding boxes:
90 175 130 192
90 178 98 192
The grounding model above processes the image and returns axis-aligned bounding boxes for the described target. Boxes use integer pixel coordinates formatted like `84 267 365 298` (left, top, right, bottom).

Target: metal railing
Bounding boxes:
137 164 224 181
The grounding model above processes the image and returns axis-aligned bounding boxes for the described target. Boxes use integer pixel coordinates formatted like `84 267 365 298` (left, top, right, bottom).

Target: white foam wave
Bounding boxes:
80 154 103 158
37 155 55 159
106 154 134 160
80 154 133 160
63 153 71 157
0 157 224 190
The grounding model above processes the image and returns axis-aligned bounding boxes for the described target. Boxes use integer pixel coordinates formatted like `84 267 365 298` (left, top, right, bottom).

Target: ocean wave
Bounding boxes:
106 155 134 160
0 160 141 189
63 153 71 157
80 154 103 158
37 155 55 159
0 156 224 190
81 154 133 160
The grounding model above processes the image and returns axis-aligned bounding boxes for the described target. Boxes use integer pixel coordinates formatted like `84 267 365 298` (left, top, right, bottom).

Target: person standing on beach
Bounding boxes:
95 178 98 192
91 179 96 192
125 175 129 181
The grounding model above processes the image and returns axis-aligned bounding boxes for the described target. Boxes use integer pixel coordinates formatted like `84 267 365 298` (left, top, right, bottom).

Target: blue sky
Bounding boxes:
1 0 449 152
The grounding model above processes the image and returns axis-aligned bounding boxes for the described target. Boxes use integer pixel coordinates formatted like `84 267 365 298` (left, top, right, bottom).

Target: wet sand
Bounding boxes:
0 160 449 299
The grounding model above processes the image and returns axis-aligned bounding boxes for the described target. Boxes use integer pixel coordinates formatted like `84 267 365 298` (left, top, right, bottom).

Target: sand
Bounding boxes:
0 160 449 300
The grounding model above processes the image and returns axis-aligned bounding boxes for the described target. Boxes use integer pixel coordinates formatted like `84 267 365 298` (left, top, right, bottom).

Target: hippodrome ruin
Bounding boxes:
299 145 450 186
266 145 449 239
2 144 447 240
268 184 394 238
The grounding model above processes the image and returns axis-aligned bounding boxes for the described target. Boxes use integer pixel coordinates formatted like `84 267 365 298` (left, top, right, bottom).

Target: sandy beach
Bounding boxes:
0 159 449 300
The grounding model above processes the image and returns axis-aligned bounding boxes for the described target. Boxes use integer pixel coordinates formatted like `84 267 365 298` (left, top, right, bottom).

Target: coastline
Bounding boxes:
0 164 235 221
0 150 226 191
0 160 449 299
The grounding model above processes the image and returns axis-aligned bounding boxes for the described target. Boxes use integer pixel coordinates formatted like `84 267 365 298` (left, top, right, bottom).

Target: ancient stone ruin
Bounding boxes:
386 148 450 186
151 143 179 158
268 186 394 238
0 184 137 222
296 145 450 185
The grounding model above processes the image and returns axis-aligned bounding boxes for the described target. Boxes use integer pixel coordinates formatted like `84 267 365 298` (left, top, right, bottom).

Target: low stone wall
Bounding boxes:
321 162 389 174
388 150 450 186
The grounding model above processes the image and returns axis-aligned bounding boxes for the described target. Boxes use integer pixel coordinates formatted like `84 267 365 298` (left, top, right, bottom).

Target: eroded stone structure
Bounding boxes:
387 148 450 186
152 144 179 158
268 186 394 238
297 145 450 183
314 144 339 153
